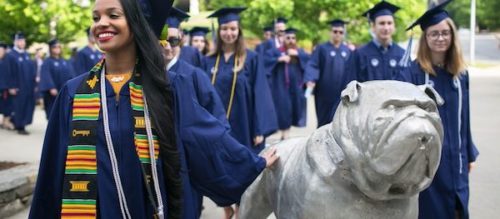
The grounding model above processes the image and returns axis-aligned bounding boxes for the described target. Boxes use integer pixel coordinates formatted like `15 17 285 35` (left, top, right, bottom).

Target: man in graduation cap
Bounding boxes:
73 27 103 75
189 26 210 55
304 19 352 127
258 17 288 55
166 7 205 68
6 32 37 135
0 41 15 130
254 26 273 53
397 1 479 218
39 39 76 119
343 1 405 84
265 27 310 139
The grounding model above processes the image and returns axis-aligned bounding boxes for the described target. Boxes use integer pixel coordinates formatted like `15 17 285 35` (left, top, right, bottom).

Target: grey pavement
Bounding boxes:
2 35 500 218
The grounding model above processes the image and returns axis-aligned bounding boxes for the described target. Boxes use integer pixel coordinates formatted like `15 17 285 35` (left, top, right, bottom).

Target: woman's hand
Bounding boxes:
261 147 279 168
254 135 264 146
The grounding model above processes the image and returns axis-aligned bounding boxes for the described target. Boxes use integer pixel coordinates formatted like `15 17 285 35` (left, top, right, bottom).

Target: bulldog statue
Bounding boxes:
239 80 445 219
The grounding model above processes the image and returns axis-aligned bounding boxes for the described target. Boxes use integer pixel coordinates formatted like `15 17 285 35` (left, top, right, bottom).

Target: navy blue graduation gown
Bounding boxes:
180 46 204 69
265 47 309 129
397 61 479 219
39 57 76 119
73 46 102 75
8 49 36 129
344 41 404 83
202 49 278 153
30 70 266 219
168 59 229 128
0 55 14 116
304 42 351 127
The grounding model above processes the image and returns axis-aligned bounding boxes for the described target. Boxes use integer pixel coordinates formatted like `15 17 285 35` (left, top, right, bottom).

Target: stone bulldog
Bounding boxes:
239 80 445 219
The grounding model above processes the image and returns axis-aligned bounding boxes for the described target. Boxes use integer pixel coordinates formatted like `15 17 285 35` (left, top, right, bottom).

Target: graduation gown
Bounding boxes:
8 49 36 129
168 58 229 128
0 55 14 116
265 47 309 129
39 57 76 119
304 42 351 127
29 70 266 219
397 61 479 219
73 46 102 76
344 41 404 83
179 46 204 69
202 49 278 153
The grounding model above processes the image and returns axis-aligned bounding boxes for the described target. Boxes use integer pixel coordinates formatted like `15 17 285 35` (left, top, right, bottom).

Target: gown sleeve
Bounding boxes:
296 49 310 74
172 73 266 206
342 49 361 86
304 46 321 82
463 73 479 163
29 84 72 218
263 48 282 78
251 53 278 137
39 60 55 92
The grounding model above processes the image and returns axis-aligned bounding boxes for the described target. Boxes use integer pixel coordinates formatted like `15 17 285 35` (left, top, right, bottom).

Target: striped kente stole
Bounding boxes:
61 60 161 218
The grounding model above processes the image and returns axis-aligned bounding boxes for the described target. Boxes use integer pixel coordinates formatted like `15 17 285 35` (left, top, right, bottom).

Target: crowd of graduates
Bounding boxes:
0 0 479 218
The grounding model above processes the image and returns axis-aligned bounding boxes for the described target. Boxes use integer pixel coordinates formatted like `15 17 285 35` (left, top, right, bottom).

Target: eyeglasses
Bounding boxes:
159 37 181 48
426 30 451 40
277 30 286 34
332 30 344 34
286 36 296 40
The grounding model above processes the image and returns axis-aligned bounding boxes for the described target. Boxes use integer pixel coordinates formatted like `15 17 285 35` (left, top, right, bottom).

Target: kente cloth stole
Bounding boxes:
61 60 160 218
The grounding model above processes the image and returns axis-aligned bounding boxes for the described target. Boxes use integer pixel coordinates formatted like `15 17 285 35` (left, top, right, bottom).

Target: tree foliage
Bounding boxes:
447 0 500 30
0 0 93 45
207 0 427 45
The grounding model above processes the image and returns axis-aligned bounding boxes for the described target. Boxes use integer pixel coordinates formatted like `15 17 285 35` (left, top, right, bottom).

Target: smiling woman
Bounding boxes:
28 0 278 219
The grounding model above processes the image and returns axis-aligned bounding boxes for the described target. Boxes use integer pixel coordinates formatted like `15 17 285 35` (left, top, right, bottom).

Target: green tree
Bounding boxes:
0 0 93 44
205 0 426 45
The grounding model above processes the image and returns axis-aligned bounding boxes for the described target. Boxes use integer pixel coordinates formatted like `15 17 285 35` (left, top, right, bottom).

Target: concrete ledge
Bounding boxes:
0 164 37 218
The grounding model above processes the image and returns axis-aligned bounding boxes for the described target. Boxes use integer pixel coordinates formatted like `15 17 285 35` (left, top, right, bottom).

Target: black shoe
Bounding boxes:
17 129 30 135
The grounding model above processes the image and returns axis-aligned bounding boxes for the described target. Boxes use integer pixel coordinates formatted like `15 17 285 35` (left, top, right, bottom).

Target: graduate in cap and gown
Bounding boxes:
343 1 405 83
166 7 205 69
29 0 278 218
265 27 309 139
304 19 352 127
0 42 15 130
189 27 211 55
7 32 37 135
73 28 103 75
254 26 274 53
258 17 288 54
39 39 76 119
396 1 479 218
203 7 279 218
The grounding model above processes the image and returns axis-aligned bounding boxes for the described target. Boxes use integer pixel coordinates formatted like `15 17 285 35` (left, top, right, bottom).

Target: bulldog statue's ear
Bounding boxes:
341 81 361 104
419 85 444 106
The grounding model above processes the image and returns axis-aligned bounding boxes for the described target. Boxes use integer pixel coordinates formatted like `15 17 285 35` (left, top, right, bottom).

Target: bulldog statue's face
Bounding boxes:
332 81 444 201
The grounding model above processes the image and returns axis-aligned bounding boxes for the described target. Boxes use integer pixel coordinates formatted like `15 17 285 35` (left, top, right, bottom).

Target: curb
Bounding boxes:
0 164 38 218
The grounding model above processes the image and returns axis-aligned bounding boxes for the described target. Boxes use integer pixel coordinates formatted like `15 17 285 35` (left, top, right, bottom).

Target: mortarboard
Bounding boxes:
285 28 298 34
208 7 247 25
138 0 174 37
0 42 7 48
166 7 190 29
189 27 210 37
13 32 25 41
263 26 273 32
275 17 288 24
362 1 400 22
48 39 59 47
329 19 347 27
406 0 452 31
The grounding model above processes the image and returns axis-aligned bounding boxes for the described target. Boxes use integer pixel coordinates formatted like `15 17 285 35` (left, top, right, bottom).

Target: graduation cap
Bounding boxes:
263 26 273 32
406 0 452 31
166 7 190 29
48 39 59 47
208 7 246 25
189 27 210 37
329 19 347 27
275 17 288 24
13 32 25 40
0 42 7 48
362 1 401 22
138 0 174 37
285 28 298 34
